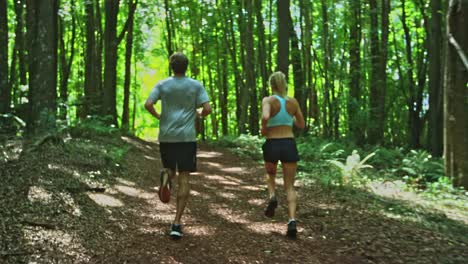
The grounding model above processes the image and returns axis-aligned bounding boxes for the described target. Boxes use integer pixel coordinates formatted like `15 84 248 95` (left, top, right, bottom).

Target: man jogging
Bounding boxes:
144 52 211 239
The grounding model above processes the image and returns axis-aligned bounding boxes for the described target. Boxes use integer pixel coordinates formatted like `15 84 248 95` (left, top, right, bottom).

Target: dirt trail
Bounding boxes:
83 137 467 264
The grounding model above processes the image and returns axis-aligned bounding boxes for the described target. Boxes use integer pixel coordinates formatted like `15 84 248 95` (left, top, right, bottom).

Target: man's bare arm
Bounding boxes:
144 99 160 119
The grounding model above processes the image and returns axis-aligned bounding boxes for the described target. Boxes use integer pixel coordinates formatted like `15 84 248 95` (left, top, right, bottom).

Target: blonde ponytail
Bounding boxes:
269 71 287 97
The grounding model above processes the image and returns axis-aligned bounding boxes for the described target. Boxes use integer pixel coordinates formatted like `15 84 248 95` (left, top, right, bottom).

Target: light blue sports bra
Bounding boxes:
267 95 294 128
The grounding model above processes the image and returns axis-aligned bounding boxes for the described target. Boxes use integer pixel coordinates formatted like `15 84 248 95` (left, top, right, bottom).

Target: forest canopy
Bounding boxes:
0 0 467 188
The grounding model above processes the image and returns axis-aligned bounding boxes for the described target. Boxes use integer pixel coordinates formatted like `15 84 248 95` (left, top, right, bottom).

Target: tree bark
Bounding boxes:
290 10 306 122
245 0 258 135
58 0 76 121
0 0 9 117
277 0 289 76
444 0 468 189
255 0 268 100
103 0 120 125
348 0 363 144
368 0 389 145
321 0 331 137
236 0 249 134
428 0 444 157
122 0 138 130
26 0 59 137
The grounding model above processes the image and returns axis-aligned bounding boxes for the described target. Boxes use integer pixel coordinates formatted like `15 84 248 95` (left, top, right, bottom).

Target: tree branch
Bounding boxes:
116 0 138 45
448 33 468 72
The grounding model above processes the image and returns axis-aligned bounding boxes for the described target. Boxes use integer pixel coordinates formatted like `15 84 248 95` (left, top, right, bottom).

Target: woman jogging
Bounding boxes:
260 71 305 239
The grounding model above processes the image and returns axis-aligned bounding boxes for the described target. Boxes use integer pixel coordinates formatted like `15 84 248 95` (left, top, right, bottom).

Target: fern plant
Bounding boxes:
328 150 375 184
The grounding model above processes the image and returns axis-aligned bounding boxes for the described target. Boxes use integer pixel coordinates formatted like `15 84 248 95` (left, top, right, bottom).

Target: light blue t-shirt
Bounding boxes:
147 76 209 142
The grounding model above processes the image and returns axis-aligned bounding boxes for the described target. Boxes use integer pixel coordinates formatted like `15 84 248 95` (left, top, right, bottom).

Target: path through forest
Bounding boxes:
1 136 467 263
82 137 467 263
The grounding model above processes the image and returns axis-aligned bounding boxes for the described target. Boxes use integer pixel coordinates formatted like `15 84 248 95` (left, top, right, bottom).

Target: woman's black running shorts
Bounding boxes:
262 138 300 163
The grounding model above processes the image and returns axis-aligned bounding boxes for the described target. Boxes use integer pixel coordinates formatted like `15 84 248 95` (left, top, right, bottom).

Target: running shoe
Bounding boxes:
264 196 278 218
158 169 171 203
286 220 297 239
170 224 183 239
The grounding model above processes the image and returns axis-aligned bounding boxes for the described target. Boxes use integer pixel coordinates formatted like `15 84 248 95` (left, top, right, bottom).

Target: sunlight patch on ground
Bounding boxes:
121 136 153 151
59 192 82 216
204 175 241 186
24 228 90 263
87 193 124 207
223 175 244 183
47 163 75 175
116 177 137 186
202 161 223 169
209 205 249 224
248 198 264 206
221 167 246 174
28 186 53 203
191 190 211 199
239 185 263 191
187 225 217 236
217 192 237 200
115 184 154 199
197 151 223 158
145 155 158 161
246 222 284 235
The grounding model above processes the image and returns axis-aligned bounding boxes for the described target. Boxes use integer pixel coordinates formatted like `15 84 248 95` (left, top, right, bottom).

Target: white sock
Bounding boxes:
288 219 296 224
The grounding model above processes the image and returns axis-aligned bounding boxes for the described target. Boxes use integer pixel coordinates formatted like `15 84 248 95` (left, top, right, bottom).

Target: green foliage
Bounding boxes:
395 150 445 188
216 134 263 160
69 116 120 138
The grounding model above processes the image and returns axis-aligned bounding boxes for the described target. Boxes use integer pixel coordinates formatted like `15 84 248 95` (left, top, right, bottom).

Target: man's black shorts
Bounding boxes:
262 138 300 163
159 142 197 172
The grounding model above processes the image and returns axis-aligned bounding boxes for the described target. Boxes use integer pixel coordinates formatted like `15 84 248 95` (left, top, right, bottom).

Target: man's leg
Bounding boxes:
173 171 190 225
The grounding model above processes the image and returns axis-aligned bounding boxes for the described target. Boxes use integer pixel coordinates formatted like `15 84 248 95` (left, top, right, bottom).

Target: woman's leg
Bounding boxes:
264 162 278 199
282 162 297 220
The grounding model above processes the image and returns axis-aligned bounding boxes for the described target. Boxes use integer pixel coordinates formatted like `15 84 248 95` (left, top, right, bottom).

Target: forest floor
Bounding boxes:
1 133 467 264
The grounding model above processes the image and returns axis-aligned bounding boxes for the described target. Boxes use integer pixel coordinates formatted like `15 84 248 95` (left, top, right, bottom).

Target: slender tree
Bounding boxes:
277 0 289 76
348 0 363 144
122 0 138 130
58 0 77 120
103 0 120 125
428 0 444 156
245 0 258 135
0 0 9 119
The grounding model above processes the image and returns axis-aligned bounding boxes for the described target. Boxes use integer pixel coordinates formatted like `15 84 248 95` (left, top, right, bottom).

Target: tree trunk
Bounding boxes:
0 0 9 117
237 0 249 134
58 0 76 121
255 0 268 100
321 0 331 137
401 0 419 148
26 0 59 137
122 0 138 130
277 0 289 76
245 0 258 135
103 0 120 125
348 0 364 144
84 0 100 117
444 0 468 189
290 11 306 122
368 0 388 145
428 0 444 157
